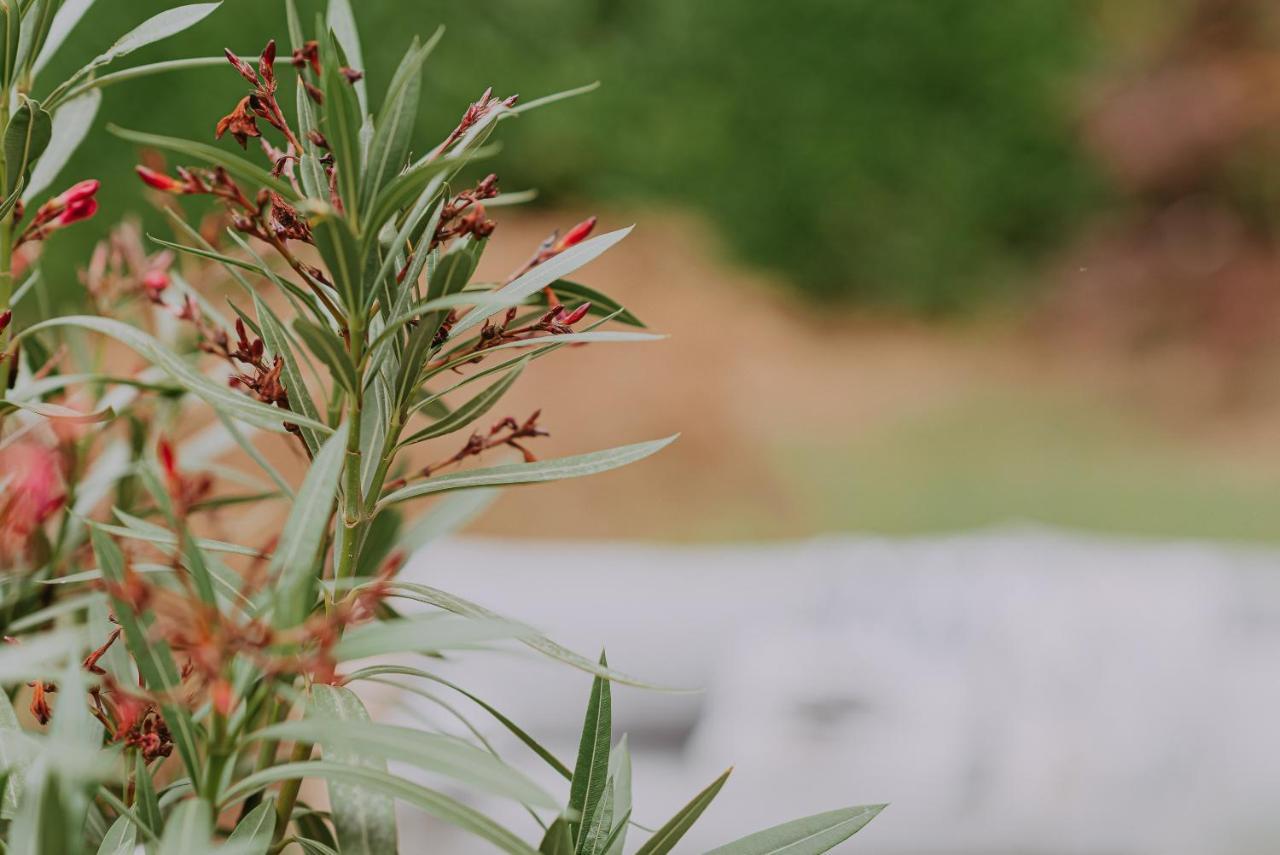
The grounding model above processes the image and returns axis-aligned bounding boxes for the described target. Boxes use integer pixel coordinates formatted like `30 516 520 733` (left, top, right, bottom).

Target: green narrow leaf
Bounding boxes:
19 316 329 434
380 435 677 507
307 685 397 855
157 799 213 854
361 37 427 209
285 0 305 51
4 98 52 194
270 422 348 628
293 317 358 396
393 488 497 552
703 805 886 855
333 614 524 661
147 234 273 275
95 3 220 66
133 754 161 840
8 767 74 855
0 691 25 816
58 57 228 102
295 839 341 855
221 762 539 855
393 236 483 405
24 88 99 201
309 209 365 315
580 779 614 855
509 81 600 115
320 32 363 226
385 583 669 689
604 737 631 855
325 0 366 112
226 798 275 855
295 75 327 200
212 410 294 500
341 664 573 780
16 0 59 79
634 769 732 855
256 717 556 808
32 0 95 75
295 806 339 854
398 359 525 447
540 818 574 855
450 226 633 338
0 396 113 423
0 1 20 92
177 527 218 607
569 653 611 850
432 331 666 365
94 815 136 855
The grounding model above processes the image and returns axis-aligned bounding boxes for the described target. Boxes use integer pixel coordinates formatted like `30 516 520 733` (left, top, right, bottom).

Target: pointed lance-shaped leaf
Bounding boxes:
569 652 611 849
703 804 887 855
270 422 349 627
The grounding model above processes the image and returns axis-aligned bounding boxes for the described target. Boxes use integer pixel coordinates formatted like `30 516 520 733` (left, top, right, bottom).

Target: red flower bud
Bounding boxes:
135 166 182 193
57 196 98 226
225 48 260 85
0 310 10 334
157 437 178 483
29 682 51 726
561 301 592 325
554 216 597 252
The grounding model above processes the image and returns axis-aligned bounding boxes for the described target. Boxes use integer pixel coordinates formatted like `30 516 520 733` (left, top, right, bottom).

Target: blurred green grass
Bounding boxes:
34 0 1103 311
773 390 1280 543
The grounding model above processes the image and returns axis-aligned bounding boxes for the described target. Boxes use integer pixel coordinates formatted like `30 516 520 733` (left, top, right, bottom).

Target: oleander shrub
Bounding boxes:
0 1 882 852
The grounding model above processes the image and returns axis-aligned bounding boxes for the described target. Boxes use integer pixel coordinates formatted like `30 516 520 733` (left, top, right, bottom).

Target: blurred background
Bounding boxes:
44 0 1280 543
38 0 1280 851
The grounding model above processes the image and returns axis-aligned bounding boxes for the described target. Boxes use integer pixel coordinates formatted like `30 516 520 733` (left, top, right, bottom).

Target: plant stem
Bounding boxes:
270 738 314 849
335 317 365 582
0 96 12 359
203 711 229 803
363 412 401 517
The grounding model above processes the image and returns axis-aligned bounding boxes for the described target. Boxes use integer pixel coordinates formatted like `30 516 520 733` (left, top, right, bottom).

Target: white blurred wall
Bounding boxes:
381 528 1280 854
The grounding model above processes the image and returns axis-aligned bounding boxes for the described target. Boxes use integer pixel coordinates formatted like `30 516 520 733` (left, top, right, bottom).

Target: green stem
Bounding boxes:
203 712 229 803
270 738 314 849
335 320 366 582
363 412 401 517
0 96 12 358
234 690 288 823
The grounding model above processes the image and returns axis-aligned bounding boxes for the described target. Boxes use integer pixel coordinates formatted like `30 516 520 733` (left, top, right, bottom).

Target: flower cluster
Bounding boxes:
15 179 100 246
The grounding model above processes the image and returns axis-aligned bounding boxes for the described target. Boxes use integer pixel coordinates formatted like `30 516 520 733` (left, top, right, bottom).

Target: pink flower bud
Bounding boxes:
211 678 236 716
136 166 182 193
142 270 170 299
0 310 10 334
0 440 65 562
52 179 99 209
57 196 98 226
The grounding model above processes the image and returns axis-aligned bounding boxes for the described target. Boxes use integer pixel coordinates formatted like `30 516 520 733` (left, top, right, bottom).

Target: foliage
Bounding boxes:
34 0 1101 313
0 2 883 852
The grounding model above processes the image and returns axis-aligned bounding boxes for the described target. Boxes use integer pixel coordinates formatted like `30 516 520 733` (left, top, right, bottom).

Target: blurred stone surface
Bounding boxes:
387 528 1280 854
